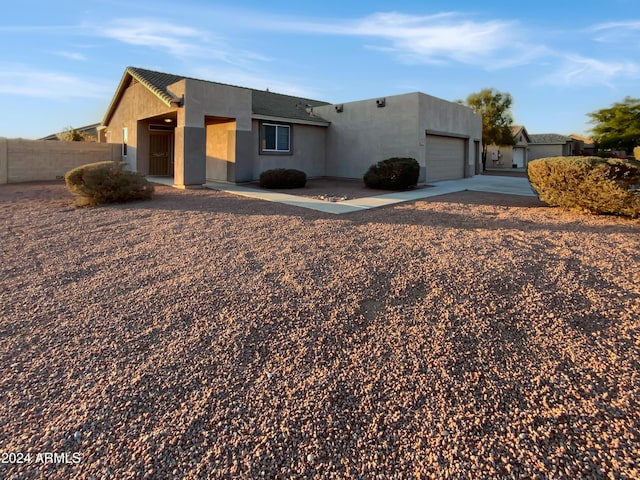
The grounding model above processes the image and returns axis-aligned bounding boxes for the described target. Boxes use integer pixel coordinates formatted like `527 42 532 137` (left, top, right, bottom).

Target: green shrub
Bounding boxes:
363 157 419 190
65 161 154 207
259 168 307 189
527 156 640 217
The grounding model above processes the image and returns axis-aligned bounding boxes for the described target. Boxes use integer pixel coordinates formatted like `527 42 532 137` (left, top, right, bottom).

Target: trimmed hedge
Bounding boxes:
259 168 307 189
527 156 640 217
65 161 154 207
363 157 419 190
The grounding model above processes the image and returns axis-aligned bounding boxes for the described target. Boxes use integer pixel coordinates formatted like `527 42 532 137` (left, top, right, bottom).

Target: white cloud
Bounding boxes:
54 51 88 61
354 12 516 63
0 66 110 98
590 20 640 45
94 18 268 65
591 20 640 32
539 54 640 87
249 11 533 67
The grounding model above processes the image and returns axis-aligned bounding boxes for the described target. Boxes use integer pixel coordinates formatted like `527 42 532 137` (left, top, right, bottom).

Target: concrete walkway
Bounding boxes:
202 175 538 214
147 175 536 214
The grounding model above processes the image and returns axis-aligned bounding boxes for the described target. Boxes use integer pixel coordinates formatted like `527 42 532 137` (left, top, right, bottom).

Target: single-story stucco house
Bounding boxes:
528 133 574 161
569 134 595 156
99 67 482 188
486 125 531 169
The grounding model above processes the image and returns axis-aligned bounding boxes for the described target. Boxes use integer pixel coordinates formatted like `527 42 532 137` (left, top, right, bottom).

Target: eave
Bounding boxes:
252 114 330 127
101 67 182 127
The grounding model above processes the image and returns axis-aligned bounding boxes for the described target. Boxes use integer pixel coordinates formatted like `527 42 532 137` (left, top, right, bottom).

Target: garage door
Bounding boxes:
425 135 465 182
513 148 525 168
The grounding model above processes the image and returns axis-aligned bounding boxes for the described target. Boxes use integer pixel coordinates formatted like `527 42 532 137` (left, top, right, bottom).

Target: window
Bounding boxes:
122 127 128 157
261 123 291 153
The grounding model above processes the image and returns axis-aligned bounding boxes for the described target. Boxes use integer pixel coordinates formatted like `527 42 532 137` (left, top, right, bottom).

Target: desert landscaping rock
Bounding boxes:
1 182 639 479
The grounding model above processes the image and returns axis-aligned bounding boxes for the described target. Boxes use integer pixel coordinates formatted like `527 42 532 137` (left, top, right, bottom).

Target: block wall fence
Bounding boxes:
0 138 120 184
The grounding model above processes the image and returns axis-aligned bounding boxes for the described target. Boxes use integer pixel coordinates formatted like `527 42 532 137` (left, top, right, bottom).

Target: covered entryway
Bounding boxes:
149 132 173 176
425 133 466 182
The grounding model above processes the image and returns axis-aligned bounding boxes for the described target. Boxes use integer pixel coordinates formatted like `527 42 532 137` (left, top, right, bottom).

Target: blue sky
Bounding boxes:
1 0 638 139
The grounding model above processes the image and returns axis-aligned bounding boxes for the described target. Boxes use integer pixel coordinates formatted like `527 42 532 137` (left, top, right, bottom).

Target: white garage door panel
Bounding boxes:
513 148 525 168
425 135 465 182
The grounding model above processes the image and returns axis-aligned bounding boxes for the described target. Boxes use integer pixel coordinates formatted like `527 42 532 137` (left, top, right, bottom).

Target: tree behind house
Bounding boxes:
463 88 516 161
588 97 640 154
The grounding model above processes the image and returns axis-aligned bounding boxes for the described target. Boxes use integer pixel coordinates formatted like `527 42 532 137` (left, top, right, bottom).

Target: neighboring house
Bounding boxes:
569 134 595 155
528 133 573 161
40 123 100 142
486 125 531 169
99 66 482 188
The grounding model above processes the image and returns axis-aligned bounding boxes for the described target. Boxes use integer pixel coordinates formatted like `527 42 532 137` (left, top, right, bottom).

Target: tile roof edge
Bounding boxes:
128 66 329 104
126 66 181 106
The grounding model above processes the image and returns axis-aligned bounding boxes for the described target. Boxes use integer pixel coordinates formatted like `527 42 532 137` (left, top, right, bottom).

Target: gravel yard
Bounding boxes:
1 181 639 479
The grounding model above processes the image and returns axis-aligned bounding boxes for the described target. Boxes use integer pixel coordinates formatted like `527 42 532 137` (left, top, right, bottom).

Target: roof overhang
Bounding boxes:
101 67 182 127
252 114 330 127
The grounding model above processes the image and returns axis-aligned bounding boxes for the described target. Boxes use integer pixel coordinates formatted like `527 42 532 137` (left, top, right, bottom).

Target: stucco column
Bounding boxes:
174 125 206 188
233 130 253 183
0 138 8 184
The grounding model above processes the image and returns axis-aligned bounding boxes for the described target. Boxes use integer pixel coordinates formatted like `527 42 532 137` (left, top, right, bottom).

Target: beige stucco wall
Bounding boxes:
315 93 420 180
528 143 572 161
174 79 253 185
486 144 513 166
249 121 326 180
418 93 482 179
206 119 236 182
315 92 481 181
0 138 120 184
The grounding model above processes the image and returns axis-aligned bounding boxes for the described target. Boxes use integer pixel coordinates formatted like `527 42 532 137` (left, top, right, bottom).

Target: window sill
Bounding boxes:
259 151 293 156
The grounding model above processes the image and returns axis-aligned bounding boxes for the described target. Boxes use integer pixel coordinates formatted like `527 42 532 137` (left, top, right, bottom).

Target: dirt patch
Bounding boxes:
1 181 639 479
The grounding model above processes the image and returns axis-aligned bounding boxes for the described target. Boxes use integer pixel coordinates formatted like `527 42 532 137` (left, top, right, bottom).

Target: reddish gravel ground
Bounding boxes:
1 181 639 479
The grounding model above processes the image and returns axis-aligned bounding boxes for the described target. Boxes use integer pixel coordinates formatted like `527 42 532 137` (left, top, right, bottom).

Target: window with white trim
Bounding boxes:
261 123 291 153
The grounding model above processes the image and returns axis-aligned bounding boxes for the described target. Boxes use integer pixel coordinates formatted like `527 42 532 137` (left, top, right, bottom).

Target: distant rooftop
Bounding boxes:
569 133 594 144
39 123 100 141
529 133 572 144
